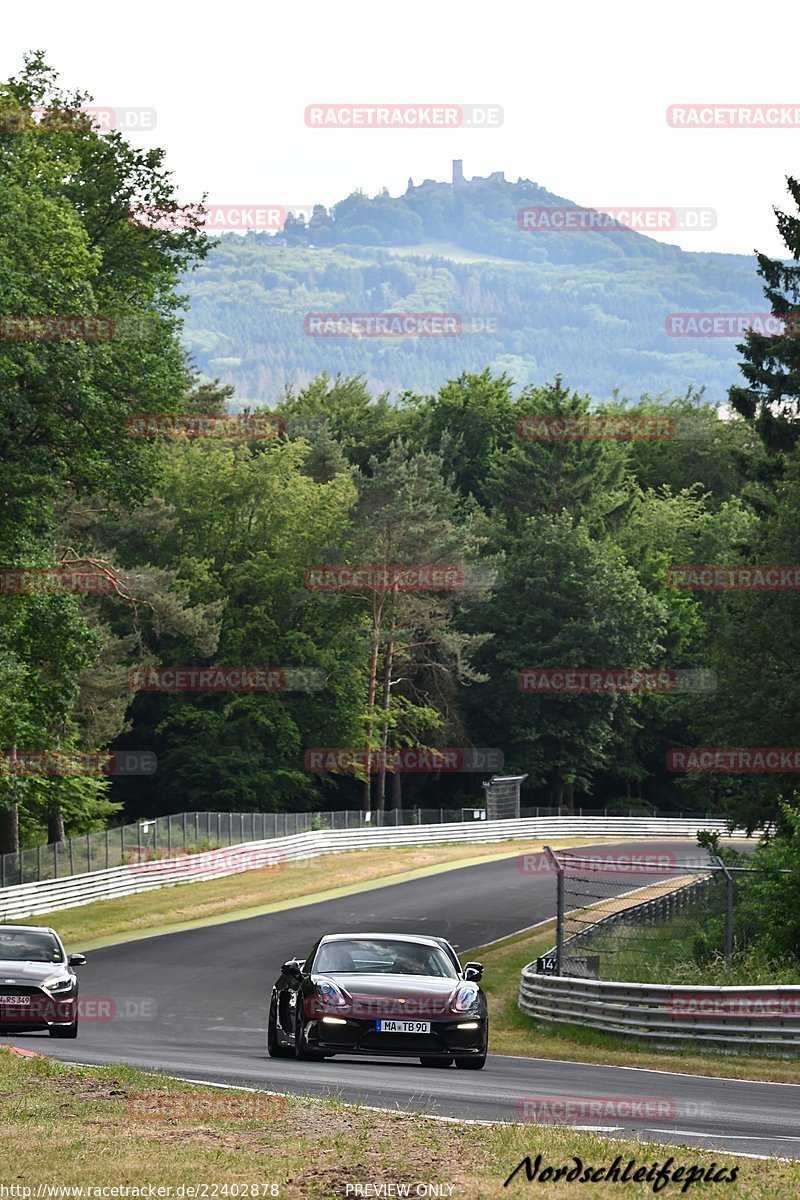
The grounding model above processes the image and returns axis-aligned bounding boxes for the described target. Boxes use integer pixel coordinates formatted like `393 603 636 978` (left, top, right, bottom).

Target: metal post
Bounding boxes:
542 845 564 976
137 822 142 859
54 843 58 879
69 839 74 875
713 855 734 969
105 829 110 869
37 843 42 881
87 833 91 873
121 825 124 865
167 818 172 856
182 811 187 851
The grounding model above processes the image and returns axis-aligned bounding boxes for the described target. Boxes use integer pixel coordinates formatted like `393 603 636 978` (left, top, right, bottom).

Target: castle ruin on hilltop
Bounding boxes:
406 160 506 192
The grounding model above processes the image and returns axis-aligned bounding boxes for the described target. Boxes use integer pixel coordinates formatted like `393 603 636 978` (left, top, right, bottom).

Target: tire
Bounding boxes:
49 1013 78 1040
294 1008 325 1061
267 999 292 1058
419 1056 454 1068
454 1053 486 1070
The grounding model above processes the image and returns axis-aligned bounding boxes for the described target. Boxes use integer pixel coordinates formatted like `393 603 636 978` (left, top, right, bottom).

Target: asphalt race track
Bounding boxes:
16 840 800 1159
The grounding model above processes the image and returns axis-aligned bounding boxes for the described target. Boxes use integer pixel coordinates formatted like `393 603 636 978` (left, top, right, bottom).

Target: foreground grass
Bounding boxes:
0 1049 797 1198
473 926 800 1085
15 837 605 948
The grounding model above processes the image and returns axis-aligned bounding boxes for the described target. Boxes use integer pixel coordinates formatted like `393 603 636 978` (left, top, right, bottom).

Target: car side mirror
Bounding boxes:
282 959 303 978
68 953 86 967
463 962 483 981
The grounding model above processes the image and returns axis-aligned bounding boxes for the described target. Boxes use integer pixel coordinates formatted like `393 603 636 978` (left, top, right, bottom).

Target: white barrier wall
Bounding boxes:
0 815 751 921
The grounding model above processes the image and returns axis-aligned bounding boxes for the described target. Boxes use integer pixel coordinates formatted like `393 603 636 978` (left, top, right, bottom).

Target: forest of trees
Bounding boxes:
3 56 800 855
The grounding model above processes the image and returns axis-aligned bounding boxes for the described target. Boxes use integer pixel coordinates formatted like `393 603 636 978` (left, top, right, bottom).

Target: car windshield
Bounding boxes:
0 930 64 963
313 938 458 978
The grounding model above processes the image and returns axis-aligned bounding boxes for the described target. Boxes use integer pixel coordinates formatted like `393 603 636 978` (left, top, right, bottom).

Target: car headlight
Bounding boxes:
450 984 480 1014
313 978 350 1011
43 977 73 994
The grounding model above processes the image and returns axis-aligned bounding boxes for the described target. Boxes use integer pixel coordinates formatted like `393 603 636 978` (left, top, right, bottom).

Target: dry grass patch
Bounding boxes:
0 1050 797 1199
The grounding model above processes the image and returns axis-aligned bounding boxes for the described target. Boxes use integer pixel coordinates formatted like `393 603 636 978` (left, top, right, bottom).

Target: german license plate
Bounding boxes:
0 995 30 1004
376 1019 430 1034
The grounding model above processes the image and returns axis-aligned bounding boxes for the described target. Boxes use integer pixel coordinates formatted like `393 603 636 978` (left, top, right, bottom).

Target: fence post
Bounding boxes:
37 843 42 881
182 811 187 851
713 855 734 969
106 829 110 869
69 839 74 875
543 845 564 975
86 833 91 873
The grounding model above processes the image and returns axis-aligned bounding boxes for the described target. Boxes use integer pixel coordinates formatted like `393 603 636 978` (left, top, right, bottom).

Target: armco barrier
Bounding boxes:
518 969 800 1053
0 815 751 921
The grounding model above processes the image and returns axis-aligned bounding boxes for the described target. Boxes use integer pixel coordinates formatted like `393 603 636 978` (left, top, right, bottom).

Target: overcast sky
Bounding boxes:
4 1 799 257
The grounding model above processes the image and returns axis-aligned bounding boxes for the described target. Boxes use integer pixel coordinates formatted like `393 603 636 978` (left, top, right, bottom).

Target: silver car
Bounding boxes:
0 925 85 1039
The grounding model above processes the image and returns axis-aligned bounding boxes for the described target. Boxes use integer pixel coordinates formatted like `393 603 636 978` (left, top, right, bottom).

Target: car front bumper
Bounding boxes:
0 992 76 1032
307 1016 487 1057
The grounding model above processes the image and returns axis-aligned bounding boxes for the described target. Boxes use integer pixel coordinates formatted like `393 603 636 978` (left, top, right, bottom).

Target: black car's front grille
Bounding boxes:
358 1031 446 1053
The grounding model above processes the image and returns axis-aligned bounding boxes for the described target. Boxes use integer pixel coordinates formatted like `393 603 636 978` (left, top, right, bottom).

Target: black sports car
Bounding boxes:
0 924 86 1038
268 932 488 1069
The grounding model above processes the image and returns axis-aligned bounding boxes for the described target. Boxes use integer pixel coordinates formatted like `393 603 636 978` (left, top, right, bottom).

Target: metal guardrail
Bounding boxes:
0 814 751 922
0 806 733 888
518 970 800 1053
519 868 799 1054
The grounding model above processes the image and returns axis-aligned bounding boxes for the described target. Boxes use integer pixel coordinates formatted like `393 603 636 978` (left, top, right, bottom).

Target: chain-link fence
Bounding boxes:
1 805 727 889
534 846 768 983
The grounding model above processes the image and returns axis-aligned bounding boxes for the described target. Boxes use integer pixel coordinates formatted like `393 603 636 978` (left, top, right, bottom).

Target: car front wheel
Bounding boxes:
454 1052 486 1070
267 999 292 1058
49 1013 79 1040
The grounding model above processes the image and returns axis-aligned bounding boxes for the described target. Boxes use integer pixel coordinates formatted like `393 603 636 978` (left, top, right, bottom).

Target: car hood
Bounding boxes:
0 959 68 983
309 972 480 1018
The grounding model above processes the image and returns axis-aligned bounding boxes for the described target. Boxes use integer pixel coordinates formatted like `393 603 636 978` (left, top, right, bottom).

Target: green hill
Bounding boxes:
182 169 764 403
